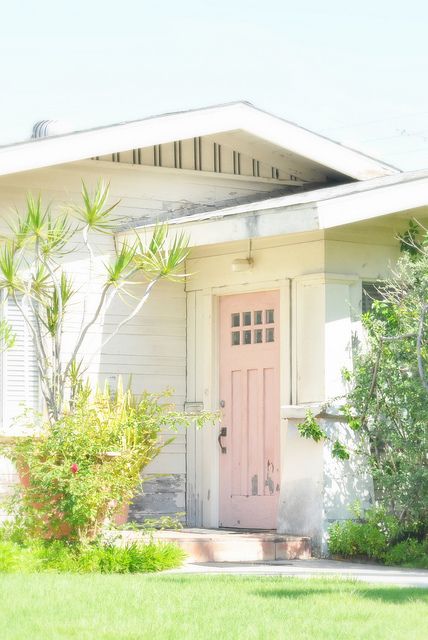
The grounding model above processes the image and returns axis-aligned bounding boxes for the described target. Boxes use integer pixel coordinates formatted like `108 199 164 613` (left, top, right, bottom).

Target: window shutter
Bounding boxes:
2 297 40 427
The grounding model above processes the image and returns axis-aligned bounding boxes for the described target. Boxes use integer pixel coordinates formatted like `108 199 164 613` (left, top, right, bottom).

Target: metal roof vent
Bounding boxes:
31 120 72 139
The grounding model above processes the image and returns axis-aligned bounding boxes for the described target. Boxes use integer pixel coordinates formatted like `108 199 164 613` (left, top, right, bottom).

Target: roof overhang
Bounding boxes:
0 102 399 181
120 169 428 247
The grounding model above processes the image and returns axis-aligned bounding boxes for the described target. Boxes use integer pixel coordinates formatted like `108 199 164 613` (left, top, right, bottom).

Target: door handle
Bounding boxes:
218 427 227 454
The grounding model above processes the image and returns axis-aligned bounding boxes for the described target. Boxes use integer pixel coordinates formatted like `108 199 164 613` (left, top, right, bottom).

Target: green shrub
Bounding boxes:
384 539 428 569
0 541 42 573
0 537 185 574
328 506 400 561
3 384 212 542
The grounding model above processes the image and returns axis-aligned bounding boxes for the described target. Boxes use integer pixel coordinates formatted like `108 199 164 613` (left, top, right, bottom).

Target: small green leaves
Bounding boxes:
297 410 327 443
340 404 361 431
298 410 350 460
332 440 350 460
399 220 421 255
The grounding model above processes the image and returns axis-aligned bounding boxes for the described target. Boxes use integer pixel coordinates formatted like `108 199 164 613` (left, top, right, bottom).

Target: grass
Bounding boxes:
0 539 185 573
0 575 426 640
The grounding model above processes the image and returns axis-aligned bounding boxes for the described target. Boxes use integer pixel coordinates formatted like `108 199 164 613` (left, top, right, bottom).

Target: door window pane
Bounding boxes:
254 329 263 343
243 330 252 344
231 313 240 327
243 311 252 326
254 310 263 325
232 331 240 345
266 309 274 324
266 328 274 342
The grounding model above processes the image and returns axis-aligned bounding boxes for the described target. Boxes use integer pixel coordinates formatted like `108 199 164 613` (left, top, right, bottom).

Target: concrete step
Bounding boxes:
116 528 311 563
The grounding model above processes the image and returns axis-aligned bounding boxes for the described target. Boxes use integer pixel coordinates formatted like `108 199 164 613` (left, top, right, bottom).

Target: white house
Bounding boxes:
0 102 426 553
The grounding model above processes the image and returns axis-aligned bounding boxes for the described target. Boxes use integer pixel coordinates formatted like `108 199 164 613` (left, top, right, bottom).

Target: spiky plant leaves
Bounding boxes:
134 225 190 281
73 180 120 233
105 241 137 285
0 243 26 294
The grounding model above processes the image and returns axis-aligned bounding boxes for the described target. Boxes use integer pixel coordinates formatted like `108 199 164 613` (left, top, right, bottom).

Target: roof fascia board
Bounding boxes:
237 104 398 180
122 205 320 247
0 102 398 180
318 174 428 228
0 104 244 178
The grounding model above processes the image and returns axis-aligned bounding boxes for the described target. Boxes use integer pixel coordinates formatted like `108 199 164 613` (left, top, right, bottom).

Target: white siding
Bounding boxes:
0 159 281 522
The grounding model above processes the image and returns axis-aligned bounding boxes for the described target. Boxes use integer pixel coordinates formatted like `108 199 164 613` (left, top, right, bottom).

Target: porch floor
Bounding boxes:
115 528 311 562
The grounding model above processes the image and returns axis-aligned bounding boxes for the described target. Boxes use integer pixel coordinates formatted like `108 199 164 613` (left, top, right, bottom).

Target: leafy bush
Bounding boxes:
0 538 185 574
342 242 428 532
328 505 427 567
3 384 211 541
384 539 428 569
328 506 399 560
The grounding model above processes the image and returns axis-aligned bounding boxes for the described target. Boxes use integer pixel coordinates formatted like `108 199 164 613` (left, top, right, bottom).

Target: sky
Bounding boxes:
1 0 428 171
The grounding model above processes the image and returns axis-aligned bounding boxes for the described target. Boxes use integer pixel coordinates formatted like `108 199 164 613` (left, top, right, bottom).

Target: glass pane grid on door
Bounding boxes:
230 309 275 346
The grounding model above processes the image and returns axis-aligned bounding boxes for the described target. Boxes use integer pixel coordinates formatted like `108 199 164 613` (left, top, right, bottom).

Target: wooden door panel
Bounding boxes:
219 290 280 529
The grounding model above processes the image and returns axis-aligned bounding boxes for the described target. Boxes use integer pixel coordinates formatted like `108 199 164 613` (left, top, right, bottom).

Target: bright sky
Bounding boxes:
1 0 427 170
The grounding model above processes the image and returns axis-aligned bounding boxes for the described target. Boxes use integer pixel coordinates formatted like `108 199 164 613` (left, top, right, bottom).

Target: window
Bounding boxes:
231 313 240 327
362 282 385 314
230 307 276 346
0 296 40 428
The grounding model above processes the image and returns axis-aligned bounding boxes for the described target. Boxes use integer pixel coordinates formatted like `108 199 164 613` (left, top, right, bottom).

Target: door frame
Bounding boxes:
186 278 291 529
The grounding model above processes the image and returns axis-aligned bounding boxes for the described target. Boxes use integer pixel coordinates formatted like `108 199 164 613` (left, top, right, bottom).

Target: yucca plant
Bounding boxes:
0 181 190 422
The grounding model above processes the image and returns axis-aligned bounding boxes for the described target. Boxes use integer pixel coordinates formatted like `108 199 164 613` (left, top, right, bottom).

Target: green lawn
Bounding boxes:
0 574 426 640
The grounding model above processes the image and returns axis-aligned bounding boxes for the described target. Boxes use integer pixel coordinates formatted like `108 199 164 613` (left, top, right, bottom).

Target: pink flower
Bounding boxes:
70 463 79 474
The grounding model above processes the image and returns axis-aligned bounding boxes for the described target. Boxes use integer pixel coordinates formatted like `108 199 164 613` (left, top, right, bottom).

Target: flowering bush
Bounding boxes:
3 384 211 541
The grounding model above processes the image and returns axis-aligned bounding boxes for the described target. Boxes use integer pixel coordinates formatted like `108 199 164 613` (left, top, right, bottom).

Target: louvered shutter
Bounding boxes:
2 297 40 427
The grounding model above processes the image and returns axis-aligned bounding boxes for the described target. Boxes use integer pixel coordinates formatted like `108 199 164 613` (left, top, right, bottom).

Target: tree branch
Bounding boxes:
62 282 112 381
86 276 160 368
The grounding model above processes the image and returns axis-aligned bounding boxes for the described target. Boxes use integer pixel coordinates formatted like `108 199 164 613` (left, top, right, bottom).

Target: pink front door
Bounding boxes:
219 290 280 529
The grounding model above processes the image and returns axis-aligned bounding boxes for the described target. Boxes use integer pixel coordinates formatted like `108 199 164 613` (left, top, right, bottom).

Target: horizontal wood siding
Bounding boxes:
0 159 293 522
0 162 211 522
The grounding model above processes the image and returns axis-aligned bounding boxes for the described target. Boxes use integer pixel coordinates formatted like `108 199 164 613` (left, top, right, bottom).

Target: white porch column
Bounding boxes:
278 405 373 555
278 404 324 550
278 273 372 554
